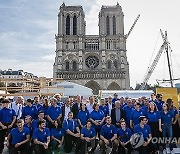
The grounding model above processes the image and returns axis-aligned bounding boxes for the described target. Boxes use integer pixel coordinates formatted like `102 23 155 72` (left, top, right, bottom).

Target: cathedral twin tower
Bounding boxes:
53 3 130 94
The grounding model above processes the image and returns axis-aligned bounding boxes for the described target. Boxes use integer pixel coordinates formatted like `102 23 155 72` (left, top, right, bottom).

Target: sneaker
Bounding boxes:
163 149 167 154
88 147 92 152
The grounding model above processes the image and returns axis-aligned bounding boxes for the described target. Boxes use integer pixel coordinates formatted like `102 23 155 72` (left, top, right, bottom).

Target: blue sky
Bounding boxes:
0 0 180 88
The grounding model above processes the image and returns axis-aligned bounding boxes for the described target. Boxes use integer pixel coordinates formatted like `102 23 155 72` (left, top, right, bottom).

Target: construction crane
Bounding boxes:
140 29 171 89
125 14 140 39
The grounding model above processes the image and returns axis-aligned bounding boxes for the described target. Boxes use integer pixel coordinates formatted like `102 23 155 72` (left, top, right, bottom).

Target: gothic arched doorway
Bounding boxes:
107 82 120 90
85 80 101 95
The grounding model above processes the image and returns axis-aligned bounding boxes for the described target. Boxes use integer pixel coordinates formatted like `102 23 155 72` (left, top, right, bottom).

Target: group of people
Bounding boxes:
0 93 179 154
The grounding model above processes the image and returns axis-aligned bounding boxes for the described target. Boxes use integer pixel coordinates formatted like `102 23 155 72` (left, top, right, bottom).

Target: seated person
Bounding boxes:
81 120 96 153
63 112 81 154
33 119 50 154
99 116 118 154
51 119 64 153
117 120 132 154
7 119 30 154
134 116 158 154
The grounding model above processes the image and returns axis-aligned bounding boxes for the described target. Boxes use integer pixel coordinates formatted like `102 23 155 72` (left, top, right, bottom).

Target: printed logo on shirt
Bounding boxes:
22 132 25 136
168 114 171 117
10 110 12 114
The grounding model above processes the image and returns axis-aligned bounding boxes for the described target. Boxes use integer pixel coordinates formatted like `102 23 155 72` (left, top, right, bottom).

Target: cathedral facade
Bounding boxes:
53 3 130 94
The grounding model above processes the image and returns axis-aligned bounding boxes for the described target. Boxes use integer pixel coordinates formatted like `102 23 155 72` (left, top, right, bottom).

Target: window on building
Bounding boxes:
66 15 70 35
106 16 110 35
72 61 77 71
108 61 111 69
114 61 118 69
73 42 76 49
65 61 69 71
106 40 110 49
113 16 116 35
73 15 77 35
113 41 116 49
66 42 69 49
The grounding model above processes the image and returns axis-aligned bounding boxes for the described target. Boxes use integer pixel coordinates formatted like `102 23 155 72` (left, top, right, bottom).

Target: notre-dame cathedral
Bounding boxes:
53 3 130 94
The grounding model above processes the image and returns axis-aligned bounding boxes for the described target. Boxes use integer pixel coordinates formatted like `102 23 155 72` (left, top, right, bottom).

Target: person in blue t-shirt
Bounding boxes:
41 98 49 121
62 112 81 153
154 94 164 111
0 99 16 153
160 103 174 153
90 103 105 138
130 102 145 129
81 120 96 154
22 99 38 120
112 93 120 104
7 119 30 154
99 98 109 117
51 119 64 153
99 116 118 154
134 116 158 154
77 103 89 128
117 120 132 154
24 115 33 137
33 119 50 154
123 99 134 127
47 98 62 129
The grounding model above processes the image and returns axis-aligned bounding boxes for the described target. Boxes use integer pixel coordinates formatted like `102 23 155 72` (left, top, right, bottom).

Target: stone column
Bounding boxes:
110 16 113 35
70 16 73 35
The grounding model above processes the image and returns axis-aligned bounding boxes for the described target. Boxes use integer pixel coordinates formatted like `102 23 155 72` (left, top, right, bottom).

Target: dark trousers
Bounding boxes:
34 144 49 154
64 133 81 153
80 139 95 154
136 141 158 154
118 142 132 154
0 123 11 152
9 143 30 154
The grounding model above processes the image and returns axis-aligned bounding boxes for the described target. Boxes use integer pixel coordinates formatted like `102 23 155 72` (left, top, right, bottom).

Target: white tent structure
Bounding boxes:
99 90 154 99
40 81 93 98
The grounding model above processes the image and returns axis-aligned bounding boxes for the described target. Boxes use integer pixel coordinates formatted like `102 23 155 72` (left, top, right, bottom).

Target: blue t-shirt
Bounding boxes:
170 107 178 118
147 111 161 123
160 111 173 125
0 107 16 123
22 105 38 119
77 110 89 126
112 98 120 104
141 105 148 114
99 105 109 117
51 128 64 139
81 127 96 138
34 104 43 112
32 119 47 130
47 106 62 120
90 109 105 128
153 100 164 111
117 127 132 143
134 124 151 140
10 127 30 145
130 109 146 126
63 119 78 132
33 127 50 142
42 106 49 116
100 124 117 140
123 105 134 126
24 124 33 136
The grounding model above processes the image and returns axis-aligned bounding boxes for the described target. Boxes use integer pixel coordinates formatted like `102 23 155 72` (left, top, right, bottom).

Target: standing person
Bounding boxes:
53 94 63 107
7 119 30 154
149 93 156 102
61 98 72 121
111 101 125 128
112 93 120 104
72 95 82 119
141 98 149 114
33 119 50 154
10 96 24 120
81 120 96 154
167 98 180 142
41 98 49 120
86 96 95 114
63 112 81 153
117 120 132 154
90 103 105 137
33 96 43 112
99 98 109 117
130 102 145 129
160 103 174 153
0 99 16 154
147 102 162 138
123 99 134 127
154 94 164 111
77 103 89 128
24 115 33 137
134 116 157 154
99 116 118 154
51 120 64 153
47 98 62 129
106 95 115 116
32 111 46 130
22 99 38 120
